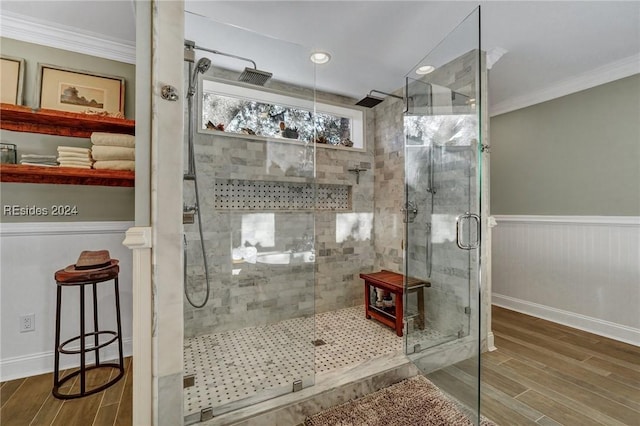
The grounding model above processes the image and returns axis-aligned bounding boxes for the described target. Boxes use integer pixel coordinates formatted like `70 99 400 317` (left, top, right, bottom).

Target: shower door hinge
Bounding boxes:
481 144 491 153
292 379 303 392
464 306 471 315
200 407 214 422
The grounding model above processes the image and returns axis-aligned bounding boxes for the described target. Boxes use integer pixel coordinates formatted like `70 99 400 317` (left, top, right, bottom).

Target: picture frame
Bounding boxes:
1 55 26 105
35 63 125 116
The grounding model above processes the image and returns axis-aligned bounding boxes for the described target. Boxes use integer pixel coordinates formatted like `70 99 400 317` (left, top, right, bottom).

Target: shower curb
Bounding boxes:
200 354 418 426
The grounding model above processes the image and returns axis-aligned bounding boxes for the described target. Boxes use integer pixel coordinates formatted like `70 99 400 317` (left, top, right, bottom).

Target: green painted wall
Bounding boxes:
0 38 135 222
0 37 135 117
490 74 640 216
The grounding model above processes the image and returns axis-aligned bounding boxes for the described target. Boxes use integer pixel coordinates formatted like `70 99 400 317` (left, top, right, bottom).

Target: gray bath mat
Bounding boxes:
305 375 496 426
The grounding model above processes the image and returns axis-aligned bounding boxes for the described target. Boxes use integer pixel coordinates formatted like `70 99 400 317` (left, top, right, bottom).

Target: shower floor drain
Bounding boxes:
312 339 326 346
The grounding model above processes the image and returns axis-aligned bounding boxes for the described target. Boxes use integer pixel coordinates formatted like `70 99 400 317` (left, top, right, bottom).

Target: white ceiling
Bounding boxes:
2 1 639 114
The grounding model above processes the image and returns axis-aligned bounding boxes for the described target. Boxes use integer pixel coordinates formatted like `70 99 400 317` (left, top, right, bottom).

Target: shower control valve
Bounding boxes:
401 201 418 223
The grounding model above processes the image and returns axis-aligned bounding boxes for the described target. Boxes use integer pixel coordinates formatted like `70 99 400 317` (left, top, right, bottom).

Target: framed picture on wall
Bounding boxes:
35 63 125 116
1 55 26 105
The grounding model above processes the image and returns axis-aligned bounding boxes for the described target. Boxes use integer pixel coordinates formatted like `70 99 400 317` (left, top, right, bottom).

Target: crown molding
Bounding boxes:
490 53 640 117
0 11 135 64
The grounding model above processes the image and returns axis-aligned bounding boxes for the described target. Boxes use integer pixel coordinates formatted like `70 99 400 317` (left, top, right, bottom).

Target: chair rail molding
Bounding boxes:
123 226 152 249
492 215 640 226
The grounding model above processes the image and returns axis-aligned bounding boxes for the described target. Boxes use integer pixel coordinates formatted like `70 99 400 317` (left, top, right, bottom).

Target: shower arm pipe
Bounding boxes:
369 89 403 100
186 41 257 69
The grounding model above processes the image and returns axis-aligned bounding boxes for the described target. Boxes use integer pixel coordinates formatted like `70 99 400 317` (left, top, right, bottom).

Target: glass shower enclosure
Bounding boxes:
182 13 317 422
404 7 484 424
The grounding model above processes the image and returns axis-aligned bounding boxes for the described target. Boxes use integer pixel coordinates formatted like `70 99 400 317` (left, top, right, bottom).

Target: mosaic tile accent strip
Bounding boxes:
213 179 350 210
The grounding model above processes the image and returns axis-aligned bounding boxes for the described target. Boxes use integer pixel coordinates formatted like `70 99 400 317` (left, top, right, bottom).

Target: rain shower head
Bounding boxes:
184 41 274 87
356 95 385 108
356 90 403 108
238 67 273 86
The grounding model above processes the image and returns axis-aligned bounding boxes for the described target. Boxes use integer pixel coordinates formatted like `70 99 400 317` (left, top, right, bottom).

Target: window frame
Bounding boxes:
199 78 366 152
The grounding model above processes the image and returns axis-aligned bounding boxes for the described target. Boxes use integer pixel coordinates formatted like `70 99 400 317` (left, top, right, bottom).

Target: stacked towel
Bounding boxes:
91 133 135 171
57 146 93 169
20 154 57 167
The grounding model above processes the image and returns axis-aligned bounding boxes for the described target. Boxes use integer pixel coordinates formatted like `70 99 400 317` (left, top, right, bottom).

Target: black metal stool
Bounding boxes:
53 258 124 399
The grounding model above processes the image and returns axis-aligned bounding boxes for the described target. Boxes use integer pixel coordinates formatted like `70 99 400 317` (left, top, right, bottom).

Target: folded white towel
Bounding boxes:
56 152 92 160
58 146 91 154
20 162 58 167
91 133 135 148
20 154 57 160
58 159 93 166
59 164 92 169
93 160 135 171
91 146 135 161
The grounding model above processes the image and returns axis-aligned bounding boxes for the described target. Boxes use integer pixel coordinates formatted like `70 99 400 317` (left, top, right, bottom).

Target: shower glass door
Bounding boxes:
182 13 316 423
404 6 483 424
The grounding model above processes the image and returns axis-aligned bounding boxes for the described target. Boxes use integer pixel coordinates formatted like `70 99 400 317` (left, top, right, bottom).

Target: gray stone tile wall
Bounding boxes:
184 83 375 337
403 51 481 339
372 96 406 274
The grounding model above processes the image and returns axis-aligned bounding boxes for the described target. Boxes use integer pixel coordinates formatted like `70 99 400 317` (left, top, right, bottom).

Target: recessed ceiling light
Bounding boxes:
416 65 435 75
310 52 331 64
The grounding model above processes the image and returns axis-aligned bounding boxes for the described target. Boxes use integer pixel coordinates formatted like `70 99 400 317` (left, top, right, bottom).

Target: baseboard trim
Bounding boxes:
492 294 639 346
486 332 497 352
0 338 132 381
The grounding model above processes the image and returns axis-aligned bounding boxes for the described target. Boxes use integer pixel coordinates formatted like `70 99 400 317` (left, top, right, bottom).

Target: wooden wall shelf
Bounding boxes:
0 104 135 138
0 164 134 187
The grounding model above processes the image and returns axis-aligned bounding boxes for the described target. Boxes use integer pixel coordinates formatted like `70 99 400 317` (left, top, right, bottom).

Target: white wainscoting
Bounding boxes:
492 215 640 346
0 221 134 381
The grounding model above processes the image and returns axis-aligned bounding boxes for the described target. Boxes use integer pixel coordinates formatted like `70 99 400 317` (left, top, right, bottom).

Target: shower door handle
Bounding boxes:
456 212 480 250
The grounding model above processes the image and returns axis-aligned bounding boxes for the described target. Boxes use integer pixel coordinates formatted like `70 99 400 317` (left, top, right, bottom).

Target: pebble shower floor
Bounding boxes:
183 305 448 415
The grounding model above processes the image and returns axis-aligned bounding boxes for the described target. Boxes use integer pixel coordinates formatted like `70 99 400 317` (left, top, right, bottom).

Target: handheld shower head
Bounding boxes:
188 57 211 97
197 57 211 73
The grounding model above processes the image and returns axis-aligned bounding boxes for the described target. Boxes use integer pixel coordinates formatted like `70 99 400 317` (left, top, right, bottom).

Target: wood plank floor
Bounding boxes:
2 309 638 426
435 306 640 426
0 357 132 426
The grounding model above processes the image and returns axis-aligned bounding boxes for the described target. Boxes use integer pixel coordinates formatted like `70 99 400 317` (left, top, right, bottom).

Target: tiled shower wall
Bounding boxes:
405 51 480 336
184 84 375 337
373 51 480 337
183 51 480 338
373 95 406 274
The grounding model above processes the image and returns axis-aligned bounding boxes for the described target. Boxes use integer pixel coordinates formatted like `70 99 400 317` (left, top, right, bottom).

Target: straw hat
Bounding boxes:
63 250 119 273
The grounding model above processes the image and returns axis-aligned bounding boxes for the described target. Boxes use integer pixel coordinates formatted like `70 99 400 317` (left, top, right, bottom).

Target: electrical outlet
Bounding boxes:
19 314 35 333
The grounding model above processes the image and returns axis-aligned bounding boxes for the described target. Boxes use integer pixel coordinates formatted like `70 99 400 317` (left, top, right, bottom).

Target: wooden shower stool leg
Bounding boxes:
360 270 430 337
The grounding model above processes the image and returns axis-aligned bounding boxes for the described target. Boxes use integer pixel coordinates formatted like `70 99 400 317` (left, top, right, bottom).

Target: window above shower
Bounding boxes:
200 80 365 151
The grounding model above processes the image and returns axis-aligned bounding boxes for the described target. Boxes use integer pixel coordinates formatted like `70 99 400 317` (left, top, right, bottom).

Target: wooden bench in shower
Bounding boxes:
359 270 430 337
